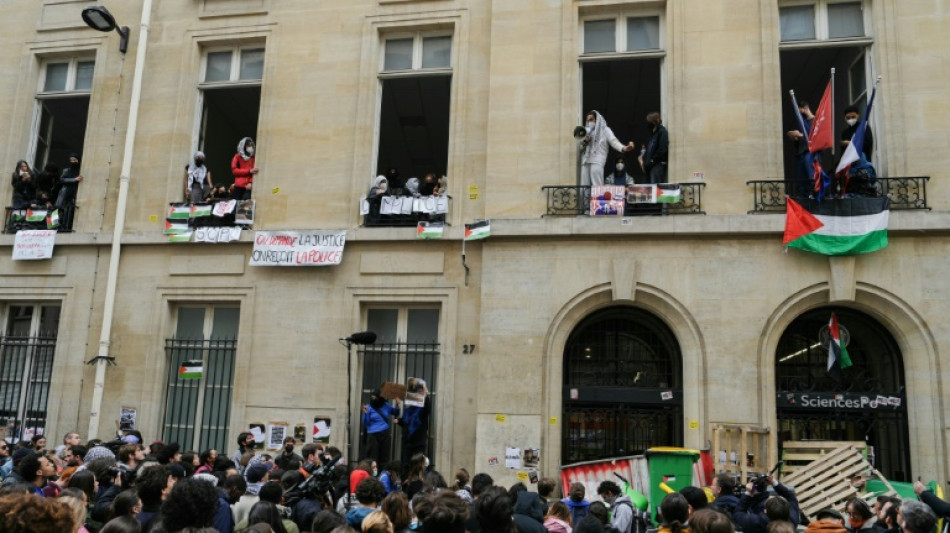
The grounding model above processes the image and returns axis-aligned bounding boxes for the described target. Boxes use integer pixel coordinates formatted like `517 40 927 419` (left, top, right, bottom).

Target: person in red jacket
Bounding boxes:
231 137 258 200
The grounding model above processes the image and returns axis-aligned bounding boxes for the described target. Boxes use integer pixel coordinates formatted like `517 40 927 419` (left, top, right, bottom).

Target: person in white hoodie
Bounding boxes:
580 110 634 187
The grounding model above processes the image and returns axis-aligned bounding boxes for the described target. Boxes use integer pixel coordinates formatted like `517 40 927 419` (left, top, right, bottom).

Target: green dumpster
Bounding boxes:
645 447 700 521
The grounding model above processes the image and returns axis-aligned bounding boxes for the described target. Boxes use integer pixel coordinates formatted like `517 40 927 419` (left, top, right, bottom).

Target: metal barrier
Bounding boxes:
746 176 930 213
541 183 706 216
4 206 76 233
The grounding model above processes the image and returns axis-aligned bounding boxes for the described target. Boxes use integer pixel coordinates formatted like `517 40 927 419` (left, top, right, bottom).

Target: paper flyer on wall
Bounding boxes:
313 417 331 444
506 447 522 469
249 423 265 449
268 424 287 450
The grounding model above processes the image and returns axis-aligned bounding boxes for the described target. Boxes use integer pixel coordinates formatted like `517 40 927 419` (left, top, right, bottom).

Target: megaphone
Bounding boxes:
573 126 588 140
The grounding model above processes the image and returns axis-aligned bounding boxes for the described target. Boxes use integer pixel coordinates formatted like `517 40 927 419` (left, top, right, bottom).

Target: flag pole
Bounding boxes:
789 89 809 145
830 68 836 156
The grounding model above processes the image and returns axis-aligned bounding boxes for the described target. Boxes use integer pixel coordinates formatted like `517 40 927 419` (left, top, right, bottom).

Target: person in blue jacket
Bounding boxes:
362 388 398 464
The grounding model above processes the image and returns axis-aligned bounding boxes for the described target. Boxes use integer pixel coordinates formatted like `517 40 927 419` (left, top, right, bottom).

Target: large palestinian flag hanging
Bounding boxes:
784 197 889 256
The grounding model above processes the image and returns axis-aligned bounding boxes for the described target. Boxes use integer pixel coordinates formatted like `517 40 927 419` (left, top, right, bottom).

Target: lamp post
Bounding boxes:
340 331 377 465
81 1 154 439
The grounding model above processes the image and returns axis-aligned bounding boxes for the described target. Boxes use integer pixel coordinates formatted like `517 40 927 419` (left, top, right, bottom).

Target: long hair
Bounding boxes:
659 493 689 533
247 501 289 533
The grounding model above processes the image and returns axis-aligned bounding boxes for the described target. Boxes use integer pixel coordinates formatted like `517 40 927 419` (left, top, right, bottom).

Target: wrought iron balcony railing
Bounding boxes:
541 183 706 216
746 176 930 213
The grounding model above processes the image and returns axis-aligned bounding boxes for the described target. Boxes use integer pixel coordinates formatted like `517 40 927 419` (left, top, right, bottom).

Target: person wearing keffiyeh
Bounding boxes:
580 110 634 187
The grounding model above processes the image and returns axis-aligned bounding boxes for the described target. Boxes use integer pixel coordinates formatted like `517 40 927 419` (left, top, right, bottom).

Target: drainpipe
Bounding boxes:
87 0 153 439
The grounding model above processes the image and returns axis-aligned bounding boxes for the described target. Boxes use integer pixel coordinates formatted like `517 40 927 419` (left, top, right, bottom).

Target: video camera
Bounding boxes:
283 453 341 507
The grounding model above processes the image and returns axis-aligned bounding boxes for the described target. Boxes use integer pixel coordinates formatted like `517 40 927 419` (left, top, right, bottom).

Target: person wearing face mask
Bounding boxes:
56 153 84 230
606 157 635 187
639 112 669 185
184 151 213 204
362 388 399 465
580 110 635 187
275 437 304 471
838 105 877 197
231 137 258 200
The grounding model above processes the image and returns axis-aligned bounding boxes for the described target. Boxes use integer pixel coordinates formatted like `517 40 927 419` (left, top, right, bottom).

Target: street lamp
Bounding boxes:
81 6 130 54
340 331 377 465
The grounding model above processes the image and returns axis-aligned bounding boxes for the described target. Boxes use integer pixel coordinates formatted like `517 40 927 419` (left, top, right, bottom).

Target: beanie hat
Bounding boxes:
246 462 269 484
349 469 371 493
84 446 116 463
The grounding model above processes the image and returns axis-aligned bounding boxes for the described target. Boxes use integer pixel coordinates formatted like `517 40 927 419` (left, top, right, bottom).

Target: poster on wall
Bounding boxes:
590 186 625 216
249 423 265 449
250 231 346 267
313 417 331 444
506 447 522 469
523 448 540 468
119 407 137 431
294 424 306 443
268 423 288 450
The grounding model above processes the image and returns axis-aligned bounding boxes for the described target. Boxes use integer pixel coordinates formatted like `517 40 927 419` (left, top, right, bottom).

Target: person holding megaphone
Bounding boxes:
579 110 635 186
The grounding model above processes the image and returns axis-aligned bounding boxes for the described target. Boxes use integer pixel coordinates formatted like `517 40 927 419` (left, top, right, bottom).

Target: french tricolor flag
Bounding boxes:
835 86 877 178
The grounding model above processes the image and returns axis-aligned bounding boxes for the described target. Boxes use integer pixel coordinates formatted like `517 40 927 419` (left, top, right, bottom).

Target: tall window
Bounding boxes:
32 57 94 170
359 307 440 462
778 1 872 179
0 305 60 443
376 32 452 182
163 306 239 452
197 45 264 191
580 14 664 183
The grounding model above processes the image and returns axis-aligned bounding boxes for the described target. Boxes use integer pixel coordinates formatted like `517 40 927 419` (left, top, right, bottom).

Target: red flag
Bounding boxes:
808 80 833 153
783 197 824 245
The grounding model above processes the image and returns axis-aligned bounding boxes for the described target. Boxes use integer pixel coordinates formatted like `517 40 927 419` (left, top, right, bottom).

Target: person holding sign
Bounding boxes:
362 388 398 465
396 378 431 466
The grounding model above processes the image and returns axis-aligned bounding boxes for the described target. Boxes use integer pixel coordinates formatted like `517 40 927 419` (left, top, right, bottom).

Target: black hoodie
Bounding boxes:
513 492 548 533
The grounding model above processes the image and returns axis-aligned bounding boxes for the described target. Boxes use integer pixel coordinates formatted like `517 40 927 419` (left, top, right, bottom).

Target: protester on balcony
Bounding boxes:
420 174 438 196
435 175 448 196
581 110 634 187
385 168 404 193
232 137 258 200
34 163 59 209
639 112 669 185
56 153 84 226
369 176 389 198
405 177 421 197
839 105 877 197
606 158 635 186
11 160 37 208
786 101 814 198
183 151 212 204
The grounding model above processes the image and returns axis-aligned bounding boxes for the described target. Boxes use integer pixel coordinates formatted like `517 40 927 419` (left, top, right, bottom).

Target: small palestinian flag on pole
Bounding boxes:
464 220 490 241
656 185 682 204
417 221 444 239
46 209 60 229
178 360 203 380
827 313 852 379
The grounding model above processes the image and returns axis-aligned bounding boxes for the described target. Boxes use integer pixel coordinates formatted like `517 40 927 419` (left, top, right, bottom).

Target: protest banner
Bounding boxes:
250 230 346 266
194 226 241 243
590 186 625 215
13 230 56 260
213 200 236 217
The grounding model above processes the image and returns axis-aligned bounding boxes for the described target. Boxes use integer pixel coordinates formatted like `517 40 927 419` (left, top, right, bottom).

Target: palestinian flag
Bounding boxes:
26 209 47 222
164 221 190 235
166 204 191 220
9 209 26 221
417 221 444 239
827 313 852 372
656 185 682 204
167 231 192 243
46 210 60 229
178 360 203 379
464 220 490 241
190 204 212 218
783 196 888 256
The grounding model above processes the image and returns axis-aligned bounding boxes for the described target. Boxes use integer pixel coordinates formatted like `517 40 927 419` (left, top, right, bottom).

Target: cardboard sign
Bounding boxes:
13 230 56 260
381 382 407 400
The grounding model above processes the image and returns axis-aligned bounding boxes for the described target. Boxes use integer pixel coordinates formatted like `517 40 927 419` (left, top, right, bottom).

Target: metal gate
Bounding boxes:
562 307 682 464
775 307 910 481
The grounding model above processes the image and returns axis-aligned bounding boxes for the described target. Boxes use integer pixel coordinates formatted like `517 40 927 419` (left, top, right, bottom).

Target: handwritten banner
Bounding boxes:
362 195 449 216
194 226 241 243
13 230 56 260
250 230 346 267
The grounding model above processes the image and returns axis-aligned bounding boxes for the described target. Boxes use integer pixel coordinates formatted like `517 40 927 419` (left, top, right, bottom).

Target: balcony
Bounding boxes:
362 195 449 227
4 206 77 234
541 183 706 216
746 177 930 213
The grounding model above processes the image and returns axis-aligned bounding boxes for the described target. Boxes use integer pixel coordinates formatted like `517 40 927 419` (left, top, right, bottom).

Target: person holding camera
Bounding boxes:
734 474 800 533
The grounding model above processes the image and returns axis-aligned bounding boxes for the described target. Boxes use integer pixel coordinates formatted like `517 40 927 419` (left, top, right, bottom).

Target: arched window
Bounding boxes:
775 307 910 480
562 306 682 464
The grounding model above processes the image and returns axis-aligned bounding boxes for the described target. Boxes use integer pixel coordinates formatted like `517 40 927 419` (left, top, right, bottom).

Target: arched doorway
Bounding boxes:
562 306 683 464
775 307 910 481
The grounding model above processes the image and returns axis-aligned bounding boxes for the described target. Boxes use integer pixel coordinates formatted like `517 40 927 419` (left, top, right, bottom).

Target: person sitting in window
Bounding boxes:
34 163 59 209
11 160 37 208
209 184 230 201
231 137 258 200
405 177 421 197
385 167 404 195
419 173 438 196
369 176 389 198
434 175 448 196
183 151 212 204
606 157 635 186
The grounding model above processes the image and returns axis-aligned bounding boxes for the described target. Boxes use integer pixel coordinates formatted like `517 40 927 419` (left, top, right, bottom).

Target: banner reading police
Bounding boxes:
250 230 346 266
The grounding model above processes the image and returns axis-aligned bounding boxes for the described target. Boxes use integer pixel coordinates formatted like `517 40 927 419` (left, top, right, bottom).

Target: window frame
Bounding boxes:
198 44 265 88
578 11 666 61
379 31 454 76
36 56 96 95
778 0 871 45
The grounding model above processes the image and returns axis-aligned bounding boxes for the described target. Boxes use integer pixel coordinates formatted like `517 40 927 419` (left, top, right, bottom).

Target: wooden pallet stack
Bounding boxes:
711 424 777 483
780 440 868 476
781 443 897 520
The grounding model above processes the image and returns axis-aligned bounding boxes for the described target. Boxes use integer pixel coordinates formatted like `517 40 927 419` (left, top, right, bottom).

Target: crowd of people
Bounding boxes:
367 169 448 201
8 153 83 230
2 428 947 533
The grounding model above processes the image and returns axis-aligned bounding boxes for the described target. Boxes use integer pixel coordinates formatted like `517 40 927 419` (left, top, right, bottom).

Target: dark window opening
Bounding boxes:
376 75 451 181
562 306 682 464
198 86 261 192
33 97 90 171
582 58 662 183
775 306 910 481
0 305 60 443
779 45 868 180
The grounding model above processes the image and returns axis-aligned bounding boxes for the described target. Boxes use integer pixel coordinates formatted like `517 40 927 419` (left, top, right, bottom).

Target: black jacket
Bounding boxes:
644 125 669 170
513 492 550 533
